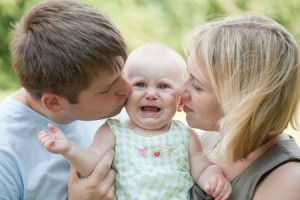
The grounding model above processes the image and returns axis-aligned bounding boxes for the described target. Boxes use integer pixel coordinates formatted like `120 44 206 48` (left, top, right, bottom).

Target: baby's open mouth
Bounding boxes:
141 106 161 112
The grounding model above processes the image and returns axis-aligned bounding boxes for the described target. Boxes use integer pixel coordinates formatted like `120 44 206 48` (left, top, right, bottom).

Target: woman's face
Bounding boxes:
176 53 223 131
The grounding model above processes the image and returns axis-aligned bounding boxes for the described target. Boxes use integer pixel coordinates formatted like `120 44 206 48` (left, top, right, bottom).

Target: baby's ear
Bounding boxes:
177 97 184 112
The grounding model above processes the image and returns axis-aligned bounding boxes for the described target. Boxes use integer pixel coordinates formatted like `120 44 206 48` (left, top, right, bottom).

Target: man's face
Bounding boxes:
61 70 132 122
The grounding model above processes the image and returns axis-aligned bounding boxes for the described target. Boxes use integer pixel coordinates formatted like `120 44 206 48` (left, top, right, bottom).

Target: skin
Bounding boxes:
22 70 131 124
60 73 130 122
253 161 300 200
15 69 131 200
176 53 300 200
176 54 223 131
123 52 185 134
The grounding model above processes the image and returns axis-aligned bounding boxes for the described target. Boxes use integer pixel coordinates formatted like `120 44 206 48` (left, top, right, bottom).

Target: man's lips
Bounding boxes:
119 99 128 108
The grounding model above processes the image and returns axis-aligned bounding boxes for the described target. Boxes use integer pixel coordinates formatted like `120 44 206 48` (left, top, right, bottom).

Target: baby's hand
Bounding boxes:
38 123 71 155
205 174 232 200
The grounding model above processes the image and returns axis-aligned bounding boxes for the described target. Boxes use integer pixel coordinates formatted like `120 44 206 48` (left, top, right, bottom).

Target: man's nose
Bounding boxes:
116 78 132 96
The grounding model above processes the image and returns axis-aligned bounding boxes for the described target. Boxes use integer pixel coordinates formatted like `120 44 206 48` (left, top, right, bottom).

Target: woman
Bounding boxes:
177 13 300 199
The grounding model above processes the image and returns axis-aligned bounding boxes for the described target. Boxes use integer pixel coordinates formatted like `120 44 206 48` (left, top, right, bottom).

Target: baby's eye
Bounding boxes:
136 82 145 88
158 84 167 89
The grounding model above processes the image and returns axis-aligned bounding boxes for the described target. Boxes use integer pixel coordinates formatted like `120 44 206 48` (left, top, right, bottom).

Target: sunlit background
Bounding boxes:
0 0 299 142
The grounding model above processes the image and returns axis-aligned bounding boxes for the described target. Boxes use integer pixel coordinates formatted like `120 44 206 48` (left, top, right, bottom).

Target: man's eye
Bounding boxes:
99 88 110 94
159 84 167 89
136 82 145 87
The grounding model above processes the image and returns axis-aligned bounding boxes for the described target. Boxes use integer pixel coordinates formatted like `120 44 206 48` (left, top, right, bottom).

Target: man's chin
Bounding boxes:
104 108 123 119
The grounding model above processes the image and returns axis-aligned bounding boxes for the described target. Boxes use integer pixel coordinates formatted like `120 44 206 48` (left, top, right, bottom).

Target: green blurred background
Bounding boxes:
0 0 299 142
1 0 300 91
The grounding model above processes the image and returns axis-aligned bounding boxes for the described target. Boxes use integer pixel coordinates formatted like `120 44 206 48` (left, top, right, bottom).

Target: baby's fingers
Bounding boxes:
39 131 53 146
207 176 231 200
220 186 231 200
38 130 47 140
48 123 62 133
38 130 49 142
213 180 232 200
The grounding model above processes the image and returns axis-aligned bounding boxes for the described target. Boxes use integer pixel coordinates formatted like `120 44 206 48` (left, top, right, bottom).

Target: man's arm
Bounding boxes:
0 156 20 199
68 150 116 200
68 123 117 200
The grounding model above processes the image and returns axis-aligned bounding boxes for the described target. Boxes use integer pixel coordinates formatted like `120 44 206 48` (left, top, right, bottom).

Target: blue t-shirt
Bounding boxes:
0 95 127 200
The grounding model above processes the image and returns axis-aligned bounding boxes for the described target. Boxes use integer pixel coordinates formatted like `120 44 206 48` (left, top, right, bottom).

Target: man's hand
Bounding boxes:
68 150 116 200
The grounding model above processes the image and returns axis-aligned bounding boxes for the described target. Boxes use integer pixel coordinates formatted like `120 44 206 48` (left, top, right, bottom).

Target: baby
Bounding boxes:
39 43 231 200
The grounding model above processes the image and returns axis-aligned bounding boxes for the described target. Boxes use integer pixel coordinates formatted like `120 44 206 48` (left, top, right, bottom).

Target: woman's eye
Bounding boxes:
192 81 202 91
159 84 167 89
136 82 145 87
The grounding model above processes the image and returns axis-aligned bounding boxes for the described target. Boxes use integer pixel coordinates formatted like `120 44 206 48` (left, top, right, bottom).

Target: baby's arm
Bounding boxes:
39 123 72 155
39 122 115 177
188 129 231 200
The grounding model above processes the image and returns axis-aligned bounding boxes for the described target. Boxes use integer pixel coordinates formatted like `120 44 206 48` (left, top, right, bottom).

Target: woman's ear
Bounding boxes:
177 97 184 112
41 93 64 113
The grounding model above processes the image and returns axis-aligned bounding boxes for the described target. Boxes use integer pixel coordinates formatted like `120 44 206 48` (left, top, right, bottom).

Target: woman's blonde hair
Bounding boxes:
186 13 300 163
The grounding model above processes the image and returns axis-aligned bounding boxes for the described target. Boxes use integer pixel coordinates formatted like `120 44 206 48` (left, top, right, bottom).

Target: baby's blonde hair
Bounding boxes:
186 13 300 163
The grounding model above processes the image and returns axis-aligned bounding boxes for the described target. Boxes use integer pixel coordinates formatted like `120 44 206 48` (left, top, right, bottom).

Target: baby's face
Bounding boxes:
123 57 185 131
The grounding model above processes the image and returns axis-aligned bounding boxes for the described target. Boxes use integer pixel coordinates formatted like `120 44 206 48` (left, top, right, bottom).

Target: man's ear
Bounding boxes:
177 97 184 112
41 93 64 113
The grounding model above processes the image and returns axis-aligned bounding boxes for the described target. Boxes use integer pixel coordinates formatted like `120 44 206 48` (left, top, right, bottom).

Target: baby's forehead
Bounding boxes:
124 44 186 82
125 63 185 84
126 44 186 67
126 59 184 75
126 53 185 70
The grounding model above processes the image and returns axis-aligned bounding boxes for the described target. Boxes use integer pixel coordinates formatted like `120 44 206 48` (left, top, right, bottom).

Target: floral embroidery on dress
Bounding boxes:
138 147 148 157
137 144 177 158
165 144 177 156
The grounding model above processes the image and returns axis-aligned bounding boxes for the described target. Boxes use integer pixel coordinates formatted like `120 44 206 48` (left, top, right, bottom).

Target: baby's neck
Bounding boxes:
123 119 171 137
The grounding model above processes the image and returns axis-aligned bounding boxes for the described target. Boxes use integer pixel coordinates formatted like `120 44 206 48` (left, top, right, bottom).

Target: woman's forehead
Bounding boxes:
188 54 207 79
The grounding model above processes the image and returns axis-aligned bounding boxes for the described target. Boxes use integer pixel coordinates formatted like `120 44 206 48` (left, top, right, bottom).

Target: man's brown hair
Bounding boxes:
10 0 127 103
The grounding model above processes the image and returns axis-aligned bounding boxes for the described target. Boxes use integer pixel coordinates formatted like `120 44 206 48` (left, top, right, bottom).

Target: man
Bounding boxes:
0 0 131 199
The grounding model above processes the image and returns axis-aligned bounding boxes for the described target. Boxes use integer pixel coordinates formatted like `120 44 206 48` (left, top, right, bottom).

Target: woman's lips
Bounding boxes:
183 105 193 112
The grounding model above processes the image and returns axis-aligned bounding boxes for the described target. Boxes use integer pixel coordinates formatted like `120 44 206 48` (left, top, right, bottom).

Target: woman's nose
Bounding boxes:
176 82 185 96
176 81 190 100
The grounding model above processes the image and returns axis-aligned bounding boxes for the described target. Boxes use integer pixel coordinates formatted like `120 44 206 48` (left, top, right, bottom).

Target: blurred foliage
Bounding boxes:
0 0 300 90
0 0 39 89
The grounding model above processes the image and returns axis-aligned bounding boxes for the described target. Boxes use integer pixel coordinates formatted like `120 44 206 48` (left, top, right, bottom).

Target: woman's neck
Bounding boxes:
219 133 289 181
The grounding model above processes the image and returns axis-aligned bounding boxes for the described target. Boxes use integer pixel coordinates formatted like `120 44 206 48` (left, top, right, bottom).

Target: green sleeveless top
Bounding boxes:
191 137 300 200
107 119 194 200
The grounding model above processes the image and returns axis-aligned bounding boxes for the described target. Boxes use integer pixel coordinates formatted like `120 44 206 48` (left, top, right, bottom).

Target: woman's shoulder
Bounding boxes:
229 136 300 200
254 161 300 200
